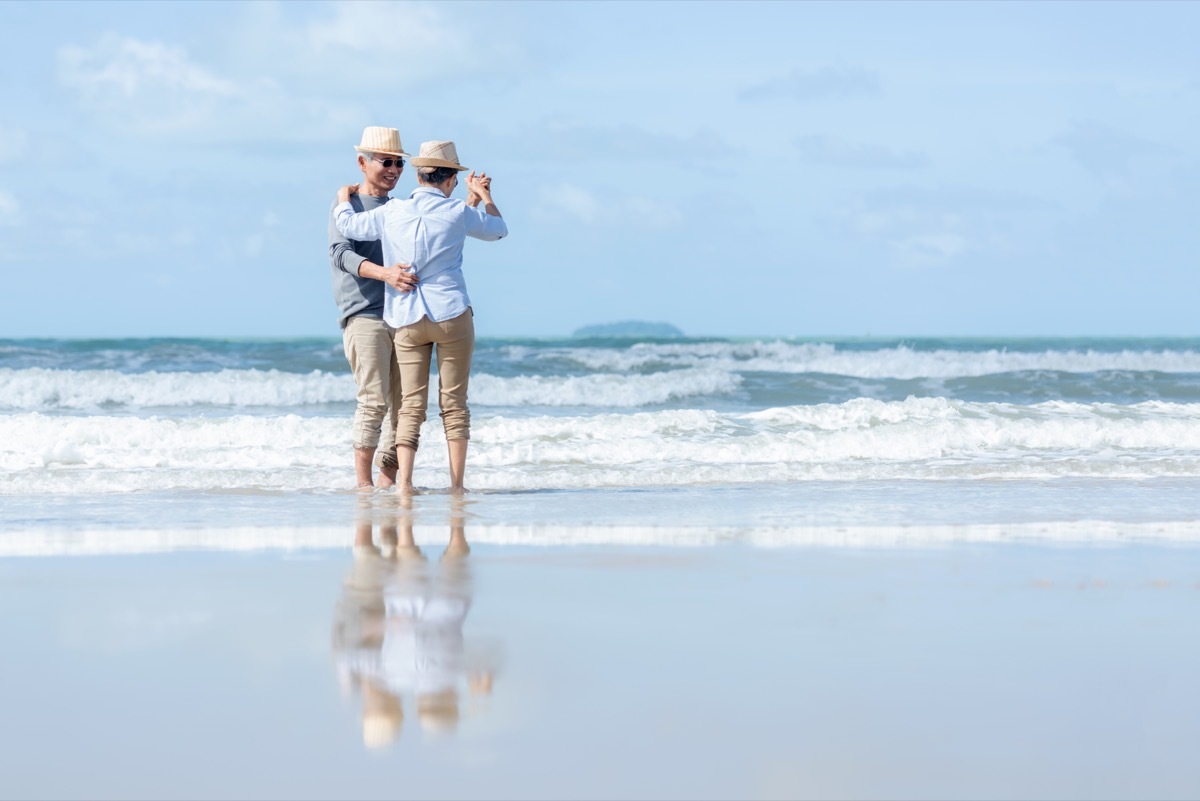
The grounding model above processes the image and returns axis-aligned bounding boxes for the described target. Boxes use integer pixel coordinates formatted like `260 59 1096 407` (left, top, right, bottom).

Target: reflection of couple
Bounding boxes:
328 126 507 492
331 508 495 748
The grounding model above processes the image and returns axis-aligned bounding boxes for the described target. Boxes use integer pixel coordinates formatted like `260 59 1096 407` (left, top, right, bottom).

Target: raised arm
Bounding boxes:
466 171 501 217
330 185 416 291
334 183 385 242
464 171 507 241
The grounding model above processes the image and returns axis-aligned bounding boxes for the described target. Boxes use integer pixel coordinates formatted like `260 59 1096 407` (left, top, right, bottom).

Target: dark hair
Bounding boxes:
418 166 459 185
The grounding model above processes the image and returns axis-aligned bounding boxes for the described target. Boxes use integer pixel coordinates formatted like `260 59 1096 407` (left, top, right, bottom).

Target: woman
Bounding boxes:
335 140 507 493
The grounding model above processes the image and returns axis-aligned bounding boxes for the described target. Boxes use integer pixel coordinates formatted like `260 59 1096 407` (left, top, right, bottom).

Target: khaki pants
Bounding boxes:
342 315 398 453
393 309 475 451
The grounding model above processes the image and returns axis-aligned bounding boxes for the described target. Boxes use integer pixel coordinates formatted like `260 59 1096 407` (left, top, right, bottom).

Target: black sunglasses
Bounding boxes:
369 155 405 169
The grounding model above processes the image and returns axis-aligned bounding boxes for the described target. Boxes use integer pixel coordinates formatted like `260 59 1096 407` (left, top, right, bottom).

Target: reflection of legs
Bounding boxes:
434 311 475 492
394 516 424 562
377 522 398 559
362 682 403 749
393 322 434 492
443 517 470 559
353 520 377 557
443 495 470 559
343 317 396 488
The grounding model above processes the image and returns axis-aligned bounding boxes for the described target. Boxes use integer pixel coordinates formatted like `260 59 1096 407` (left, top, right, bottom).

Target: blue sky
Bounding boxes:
1 0 1197 338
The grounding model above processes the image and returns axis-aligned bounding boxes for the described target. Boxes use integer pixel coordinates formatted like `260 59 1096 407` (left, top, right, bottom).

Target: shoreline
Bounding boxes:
2 533 1198 799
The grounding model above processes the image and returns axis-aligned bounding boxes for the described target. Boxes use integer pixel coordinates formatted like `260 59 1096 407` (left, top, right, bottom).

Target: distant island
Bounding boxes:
572 321 685 339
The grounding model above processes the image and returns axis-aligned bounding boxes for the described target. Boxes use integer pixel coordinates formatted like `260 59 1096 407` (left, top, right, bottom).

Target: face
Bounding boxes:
358 152 403 195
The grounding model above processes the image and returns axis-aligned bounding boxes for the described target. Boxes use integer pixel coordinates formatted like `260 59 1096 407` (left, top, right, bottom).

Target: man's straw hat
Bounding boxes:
409 140 469 172
354 126 410 158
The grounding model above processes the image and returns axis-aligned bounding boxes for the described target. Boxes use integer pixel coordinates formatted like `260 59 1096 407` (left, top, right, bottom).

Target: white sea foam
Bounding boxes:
0 367 355 410
5 398 1200 493
0 366 738 411
3 520 1200 557
542 341 1200 379
469 367 739 407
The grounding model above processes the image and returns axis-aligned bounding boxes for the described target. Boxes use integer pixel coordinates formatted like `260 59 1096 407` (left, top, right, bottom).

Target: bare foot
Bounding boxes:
378 463 398 489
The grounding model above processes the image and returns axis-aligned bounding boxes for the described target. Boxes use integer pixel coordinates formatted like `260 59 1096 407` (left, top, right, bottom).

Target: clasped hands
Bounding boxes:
465 171 492 206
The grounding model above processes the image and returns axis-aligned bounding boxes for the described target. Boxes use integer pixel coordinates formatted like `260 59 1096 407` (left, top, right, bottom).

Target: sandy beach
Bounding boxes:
2 487 1199 801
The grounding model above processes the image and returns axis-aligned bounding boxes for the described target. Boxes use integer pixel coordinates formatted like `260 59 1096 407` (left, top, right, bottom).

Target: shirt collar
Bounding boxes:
410 186 447 199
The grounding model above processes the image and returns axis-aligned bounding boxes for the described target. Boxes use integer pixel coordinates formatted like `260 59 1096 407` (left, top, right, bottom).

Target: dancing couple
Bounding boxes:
327 126 507 493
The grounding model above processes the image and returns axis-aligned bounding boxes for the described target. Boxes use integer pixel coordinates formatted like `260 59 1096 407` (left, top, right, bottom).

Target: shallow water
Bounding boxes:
7 336 1200 498
5 336 1200 798
3 535 1198 800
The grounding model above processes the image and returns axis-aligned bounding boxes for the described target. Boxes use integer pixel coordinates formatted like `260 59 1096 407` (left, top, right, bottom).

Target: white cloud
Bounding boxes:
535 184 683 228
795 134 928 169
51 3 522 144
245 0 527 92
834 187 1052 268
539 184 602 225
305 1 456 57
57 35 252 136
59 36 240 98
740 66 882 102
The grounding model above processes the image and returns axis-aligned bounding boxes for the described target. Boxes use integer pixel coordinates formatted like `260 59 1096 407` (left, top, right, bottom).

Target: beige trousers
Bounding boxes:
392 309 475 451
342 315 398 453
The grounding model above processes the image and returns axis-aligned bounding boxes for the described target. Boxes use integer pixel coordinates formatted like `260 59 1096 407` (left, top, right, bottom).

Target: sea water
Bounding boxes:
4 335 1200 550
5 336 1200 798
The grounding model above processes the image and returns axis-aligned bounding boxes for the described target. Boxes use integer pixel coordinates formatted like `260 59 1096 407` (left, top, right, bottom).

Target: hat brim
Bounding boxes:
410 157 469 171
355 146 411 158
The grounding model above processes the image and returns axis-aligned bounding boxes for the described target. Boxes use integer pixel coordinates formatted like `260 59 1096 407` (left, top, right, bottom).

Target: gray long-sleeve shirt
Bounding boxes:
328 193 390 329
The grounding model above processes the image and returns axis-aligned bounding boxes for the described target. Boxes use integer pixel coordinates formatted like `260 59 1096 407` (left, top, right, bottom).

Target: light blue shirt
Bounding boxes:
335 186 508 327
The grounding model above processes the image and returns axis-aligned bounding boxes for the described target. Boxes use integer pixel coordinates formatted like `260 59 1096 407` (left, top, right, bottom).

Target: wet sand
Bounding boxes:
2 498 1200 800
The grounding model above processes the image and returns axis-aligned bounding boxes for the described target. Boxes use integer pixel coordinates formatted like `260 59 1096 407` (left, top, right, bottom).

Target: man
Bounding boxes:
328 126 418 488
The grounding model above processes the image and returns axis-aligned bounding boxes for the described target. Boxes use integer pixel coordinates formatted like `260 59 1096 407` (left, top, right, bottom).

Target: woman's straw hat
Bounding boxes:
409 140 469 172
354 126 410 158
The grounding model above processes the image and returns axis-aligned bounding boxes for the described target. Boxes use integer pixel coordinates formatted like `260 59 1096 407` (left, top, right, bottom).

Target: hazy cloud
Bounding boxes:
740 66 882 102
305 1 458 56
249 0 528 91
534 183 683 228
794 134 928 169
0 126 30 164
57 35 257 135
52 3 523 143
0 190 20 227
492 122 727 164
59 36 240 98
1052 122 1168 178
835 187 1052 268
54 33 365 143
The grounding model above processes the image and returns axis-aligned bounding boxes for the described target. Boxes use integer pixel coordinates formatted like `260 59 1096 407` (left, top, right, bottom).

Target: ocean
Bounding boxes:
4 335 1200 550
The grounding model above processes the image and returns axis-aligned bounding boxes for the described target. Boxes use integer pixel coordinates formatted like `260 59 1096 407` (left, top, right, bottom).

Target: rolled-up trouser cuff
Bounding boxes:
375 448 398 469
393 309 475 451
342 315 398 450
